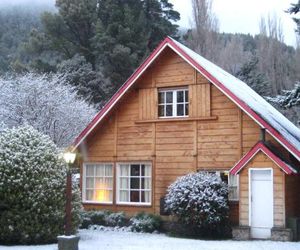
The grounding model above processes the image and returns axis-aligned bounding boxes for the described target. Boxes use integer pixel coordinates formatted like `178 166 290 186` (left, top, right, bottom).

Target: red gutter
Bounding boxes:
229 142 294 175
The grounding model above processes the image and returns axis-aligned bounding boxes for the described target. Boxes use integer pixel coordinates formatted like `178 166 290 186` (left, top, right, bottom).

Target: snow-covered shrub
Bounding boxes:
105 212 126 227
80 210 109 228
165 172 229 238
89 210 109 225
130 212 162 233
80 210 126 228
0 126 81 244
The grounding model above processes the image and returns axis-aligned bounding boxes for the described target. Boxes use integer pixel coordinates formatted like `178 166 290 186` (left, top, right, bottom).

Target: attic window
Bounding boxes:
158 88 189 118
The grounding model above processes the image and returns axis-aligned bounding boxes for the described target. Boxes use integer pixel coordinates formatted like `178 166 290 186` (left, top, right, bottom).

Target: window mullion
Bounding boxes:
173 90 177 116
128 166 131 203
164 92 167 117
139 164 142 203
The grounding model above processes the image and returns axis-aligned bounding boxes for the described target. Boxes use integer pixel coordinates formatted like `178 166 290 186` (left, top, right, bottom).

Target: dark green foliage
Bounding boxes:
0 126 81 245
0 4 50 73
130 212 162 233
26 0 179 99
235 57 271 96
57 54 112 105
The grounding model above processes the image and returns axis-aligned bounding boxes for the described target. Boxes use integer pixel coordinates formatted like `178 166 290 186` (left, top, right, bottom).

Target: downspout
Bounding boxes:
260 128 266 143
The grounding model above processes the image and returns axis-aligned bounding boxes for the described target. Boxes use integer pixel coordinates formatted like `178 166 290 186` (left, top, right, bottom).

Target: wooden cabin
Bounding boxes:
73 37 300 241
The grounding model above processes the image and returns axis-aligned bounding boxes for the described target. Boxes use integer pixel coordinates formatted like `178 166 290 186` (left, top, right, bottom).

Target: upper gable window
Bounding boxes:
158 88 189 118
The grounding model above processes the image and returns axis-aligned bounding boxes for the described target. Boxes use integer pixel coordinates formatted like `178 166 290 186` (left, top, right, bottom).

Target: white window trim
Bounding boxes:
82 162 114 204
200 170 239 201
116 162 152 206
158 87 189 118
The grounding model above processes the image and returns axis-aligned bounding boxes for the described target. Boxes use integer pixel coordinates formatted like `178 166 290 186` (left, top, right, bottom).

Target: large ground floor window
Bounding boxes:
116 163 152 205
83 163 113 204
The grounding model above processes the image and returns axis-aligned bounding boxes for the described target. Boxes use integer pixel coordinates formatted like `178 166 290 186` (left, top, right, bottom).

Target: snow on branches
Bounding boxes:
165 172 229 237
0 73 96 147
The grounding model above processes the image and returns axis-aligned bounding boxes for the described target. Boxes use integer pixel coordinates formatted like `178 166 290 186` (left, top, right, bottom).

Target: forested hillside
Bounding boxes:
0 0 300 146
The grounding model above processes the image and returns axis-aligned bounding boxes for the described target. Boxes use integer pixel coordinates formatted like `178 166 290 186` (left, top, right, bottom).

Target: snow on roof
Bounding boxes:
170 37 300 156
73 37 300 160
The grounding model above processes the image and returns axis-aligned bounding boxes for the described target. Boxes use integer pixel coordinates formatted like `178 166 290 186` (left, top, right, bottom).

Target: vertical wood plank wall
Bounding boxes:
81 47 292 223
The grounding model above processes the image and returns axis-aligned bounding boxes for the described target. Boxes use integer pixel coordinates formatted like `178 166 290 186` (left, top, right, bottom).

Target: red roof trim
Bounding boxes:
166 39 300 160
72 39 170 149
229 142 295 175
72 37 300 161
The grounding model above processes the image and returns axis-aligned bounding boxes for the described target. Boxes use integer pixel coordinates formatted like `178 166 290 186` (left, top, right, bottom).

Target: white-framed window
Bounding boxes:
116 163 152 205
158 88 189 117
200 170 239 201
83 163 113 204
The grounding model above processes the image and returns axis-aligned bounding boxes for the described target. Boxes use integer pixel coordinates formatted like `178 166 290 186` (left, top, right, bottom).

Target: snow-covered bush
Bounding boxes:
80 210 126 228
89 210 109 225
130 212 162 233
0 126 81 244
105 212 126 227
165 172 229 238
0 73 96 147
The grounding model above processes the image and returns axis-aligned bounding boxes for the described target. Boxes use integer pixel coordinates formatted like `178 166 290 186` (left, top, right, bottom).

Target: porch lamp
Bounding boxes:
63 151 76 236
57 151 79 250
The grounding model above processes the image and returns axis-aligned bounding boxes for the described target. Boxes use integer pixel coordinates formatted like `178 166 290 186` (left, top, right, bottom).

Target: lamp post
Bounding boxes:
57 151 79 250
63 152 76 236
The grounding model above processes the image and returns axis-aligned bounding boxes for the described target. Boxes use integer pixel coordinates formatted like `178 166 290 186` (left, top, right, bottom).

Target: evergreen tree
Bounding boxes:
266 83 300 108
288 1 300 35
27 0 179 97
235 57 271 96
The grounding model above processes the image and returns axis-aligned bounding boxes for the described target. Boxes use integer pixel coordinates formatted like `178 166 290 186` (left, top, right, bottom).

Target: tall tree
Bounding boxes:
257 15 292 95
185 0 219 62
27 0 180 98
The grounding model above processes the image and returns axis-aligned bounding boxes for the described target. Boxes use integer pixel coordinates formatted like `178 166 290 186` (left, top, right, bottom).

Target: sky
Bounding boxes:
169 0 299 46
0 0 298 46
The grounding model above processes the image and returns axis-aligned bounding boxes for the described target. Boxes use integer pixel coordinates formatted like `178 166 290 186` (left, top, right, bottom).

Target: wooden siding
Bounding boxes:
285 174 300 218
239 151 285 227
196 86 241 170
80 47 296 225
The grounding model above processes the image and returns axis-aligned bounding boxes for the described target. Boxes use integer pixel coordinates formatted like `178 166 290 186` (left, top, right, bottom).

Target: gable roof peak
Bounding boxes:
72 37 300 162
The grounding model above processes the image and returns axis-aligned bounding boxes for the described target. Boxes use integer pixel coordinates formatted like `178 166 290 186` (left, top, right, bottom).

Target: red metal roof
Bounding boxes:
72 37 300 161
229 142 296 175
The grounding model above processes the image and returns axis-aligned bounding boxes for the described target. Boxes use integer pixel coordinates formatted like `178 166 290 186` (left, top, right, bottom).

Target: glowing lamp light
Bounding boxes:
94 183 110 202
63 152 76 165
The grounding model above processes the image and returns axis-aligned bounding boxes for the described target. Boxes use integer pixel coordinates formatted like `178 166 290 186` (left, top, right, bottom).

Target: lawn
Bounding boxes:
1 228 300 250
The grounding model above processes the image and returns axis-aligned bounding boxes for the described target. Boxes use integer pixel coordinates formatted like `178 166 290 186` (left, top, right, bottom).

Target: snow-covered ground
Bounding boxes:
1 228 300 250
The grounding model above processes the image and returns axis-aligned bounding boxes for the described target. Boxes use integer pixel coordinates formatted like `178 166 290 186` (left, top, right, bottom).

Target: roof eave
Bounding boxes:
229 142 296 175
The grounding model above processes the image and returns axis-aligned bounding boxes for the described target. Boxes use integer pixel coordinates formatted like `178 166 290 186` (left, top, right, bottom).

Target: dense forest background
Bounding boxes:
1 0 300 146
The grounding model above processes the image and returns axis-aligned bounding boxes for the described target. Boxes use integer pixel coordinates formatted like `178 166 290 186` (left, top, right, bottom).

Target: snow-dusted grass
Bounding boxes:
0 228 300 250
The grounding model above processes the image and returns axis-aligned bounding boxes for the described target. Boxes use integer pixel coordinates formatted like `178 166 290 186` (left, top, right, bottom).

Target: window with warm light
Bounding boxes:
158 88 189 118
83 163 113 203
116 163 151 205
